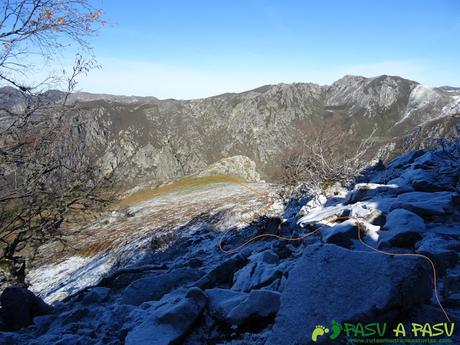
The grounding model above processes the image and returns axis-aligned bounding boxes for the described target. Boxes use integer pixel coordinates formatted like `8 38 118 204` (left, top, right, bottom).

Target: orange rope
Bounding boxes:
355 217 451 323
218 183 451 322
218 224 322 254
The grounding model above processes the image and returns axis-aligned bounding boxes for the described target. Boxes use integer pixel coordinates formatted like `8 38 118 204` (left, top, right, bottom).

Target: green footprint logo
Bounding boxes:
311 325 329 342
329 320 342 340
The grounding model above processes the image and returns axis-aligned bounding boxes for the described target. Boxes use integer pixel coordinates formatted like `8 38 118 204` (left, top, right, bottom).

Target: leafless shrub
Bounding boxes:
0 0 107 286
279 119 375 191
0 0 104 90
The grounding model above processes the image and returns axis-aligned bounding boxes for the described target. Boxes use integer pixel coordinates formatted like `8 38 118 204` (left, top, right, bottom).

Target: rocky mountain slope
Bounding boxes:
81 75 460 182
2 75 459 183
1 142 459 344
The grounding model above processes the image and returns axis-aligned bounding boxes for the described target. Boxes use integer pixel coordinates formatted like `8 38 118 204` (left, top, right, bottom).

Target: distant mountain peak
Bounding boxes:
1 74 459 185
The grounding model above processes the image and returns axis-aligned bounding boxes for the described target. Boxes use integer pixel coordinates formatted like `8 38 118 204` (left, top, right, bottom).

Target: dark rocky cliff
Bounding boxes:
1 75 459 183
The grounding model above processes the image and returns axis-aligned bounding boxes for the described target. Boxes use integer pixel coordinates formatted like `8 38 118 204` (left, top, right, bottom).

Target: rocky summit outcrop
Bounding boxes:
2 75 458 183
194 155 261 182
1 145 460 344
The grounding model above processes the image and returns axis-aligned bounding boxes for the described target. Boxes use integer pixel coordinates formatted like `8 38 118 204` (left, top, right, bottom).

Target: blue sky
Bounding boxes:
74 0 460 99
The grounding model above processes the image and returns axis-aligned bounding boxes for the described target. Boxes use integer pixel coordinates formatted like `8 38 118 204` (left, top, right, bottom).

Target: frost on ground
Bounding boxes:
26 181 281 303
2 146 460 344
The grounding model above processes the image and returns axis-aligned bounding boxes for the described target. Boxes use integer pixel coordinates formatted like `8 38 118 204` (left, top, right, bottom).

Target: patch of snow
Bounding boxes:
297 201 376 227
298 194 327 216
417 94 460 126
410 85 439 106
27 235 154 304
26 181 279 304
28 255 115 304
355 183 399 190
397 85 441 125
441 95 460 117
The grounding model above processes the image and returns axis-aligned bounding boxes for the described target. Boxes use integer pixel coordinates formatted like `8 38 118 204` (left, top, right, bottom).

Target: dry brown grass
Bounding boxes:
70 174 246 258
76 239 115 258
114 174 246 207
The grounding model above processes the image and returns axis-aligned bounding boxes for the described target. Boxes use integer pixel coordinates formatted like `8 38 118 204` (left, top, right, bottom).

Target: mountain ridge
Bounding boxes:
1 74 460 184
2 74 459 102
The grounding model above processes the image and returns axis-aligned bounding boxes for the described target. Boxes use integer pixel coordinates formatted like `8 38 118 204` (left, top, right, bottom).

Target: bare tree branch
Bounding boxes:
0 0 107 287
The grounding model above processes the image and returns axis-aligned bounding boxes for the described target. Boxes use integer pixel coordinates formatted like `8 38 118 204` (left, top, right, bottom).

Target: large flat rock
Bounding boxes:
378 208 425 249
125 288 207 345
267 244 432 345
121 268 203 305
390 191 455 216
